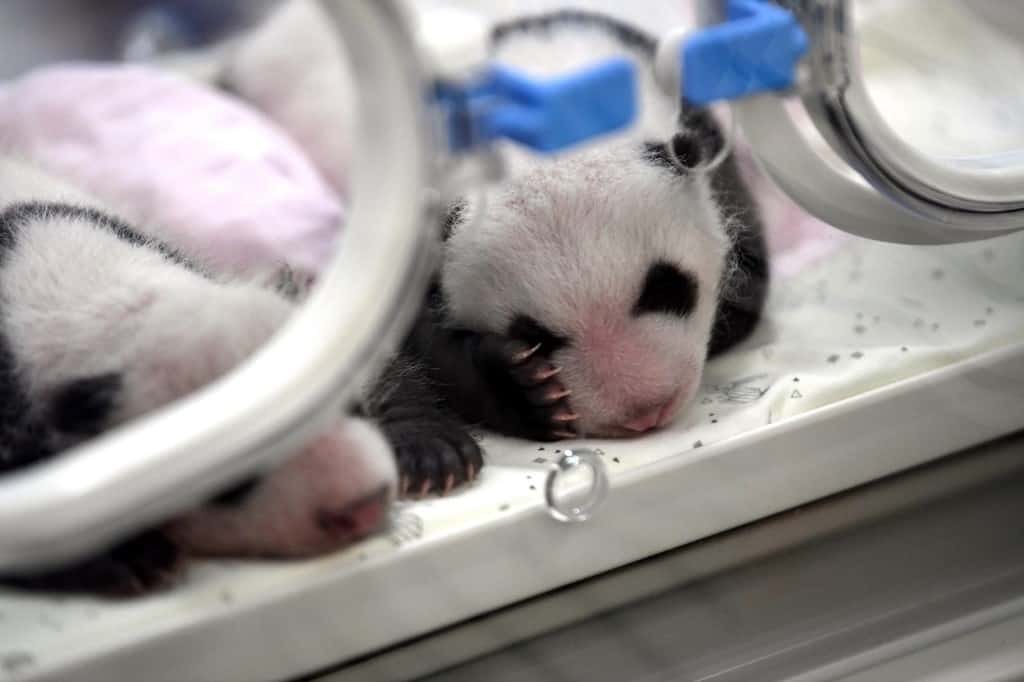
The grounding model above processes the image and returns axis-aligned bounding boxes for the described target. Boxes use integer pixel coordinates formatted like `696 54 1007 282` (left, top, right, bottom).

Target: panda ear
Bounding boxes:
441 199 467 241
667 133 703 171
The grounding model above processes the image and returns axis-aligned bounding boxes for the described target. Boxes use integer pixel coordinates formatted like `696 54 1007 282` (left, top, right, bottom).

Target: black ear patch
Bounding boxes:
441 199 467 241
669 133 703 169
507 315 569 351
642 133 704 175
48 373 122 436
633 262 698 318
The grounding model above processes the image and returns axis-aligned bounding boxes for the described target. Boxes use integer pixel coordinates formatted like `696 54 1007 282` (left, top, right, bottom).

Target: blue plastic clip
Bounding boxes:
435 58 636 154
682 0 808 105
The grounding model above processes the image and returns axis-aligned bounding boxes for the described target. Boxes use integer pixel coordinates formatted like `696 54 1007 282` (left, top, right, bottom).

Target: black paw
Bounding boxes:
476 335 578 441
379 409 484 498
3 530 184 597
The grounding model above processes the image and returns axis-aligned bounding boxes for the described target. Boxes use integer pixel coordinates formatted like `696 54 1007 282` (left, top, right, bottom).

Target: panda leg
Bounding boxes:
360 356 484 498
394 285 577 442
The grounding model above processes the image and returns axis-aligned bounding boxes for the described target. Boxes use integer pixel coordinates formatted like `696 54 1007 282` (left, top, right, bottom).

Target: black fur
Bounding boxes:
642 134 704 175
209 476 261 507
4 530 183 597
703 131 769 357
442 200 467 242
361 280 578 481
507 315 568 352
633 262 699 318
359 315 485 493
0 330 55 475
48 373 122 437
493 9 657 55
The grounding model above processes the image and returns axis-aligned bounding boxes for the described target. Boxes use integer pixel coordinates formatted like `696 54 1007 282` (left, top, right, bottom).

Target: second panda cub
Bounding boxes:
391 11 767 491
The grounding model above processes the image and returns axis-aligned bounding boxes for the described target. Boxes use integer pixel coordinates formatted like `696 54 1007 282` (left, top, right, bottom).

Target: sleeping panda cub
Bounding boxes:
386 11 767 493
0 158 398 594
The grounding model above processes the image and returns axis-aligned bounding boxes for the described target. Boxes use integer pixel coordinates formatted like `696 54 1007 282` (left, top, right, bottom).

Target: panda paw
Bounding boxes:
478 335 578 441
379 408 485 498
4 530 184 597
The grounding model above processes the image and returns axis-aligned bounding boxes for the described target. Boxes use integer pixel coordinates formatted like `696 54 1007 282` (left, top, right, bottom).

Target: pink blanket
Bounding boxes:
0 63 343 276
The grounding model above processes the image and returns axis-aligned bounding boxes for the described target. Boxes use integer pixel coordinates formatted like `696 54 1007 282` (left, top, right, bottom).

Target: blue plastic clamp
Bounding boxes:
435 58 636 154
682 0 808 105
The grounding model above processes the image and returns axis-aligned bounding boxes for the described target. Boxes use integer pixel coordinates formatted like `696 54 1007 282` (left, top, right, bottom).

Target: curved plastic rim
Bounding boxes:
799 0 1024 231
734 94 1019 245
0 0 436 572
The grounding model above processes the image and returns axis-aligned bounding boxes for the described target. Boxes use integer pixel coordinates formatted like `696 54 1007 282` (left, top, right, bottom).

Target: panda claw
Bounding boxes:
552 429 578 440
511 342 543 364
534 364 561 381
443 474 455 495
552 408 578 423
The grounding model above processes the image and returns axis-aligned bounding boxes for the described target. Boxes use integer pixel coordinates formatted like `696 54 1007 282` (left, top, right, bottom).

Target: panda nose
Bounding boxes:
621 408 662 433
621 395 680 433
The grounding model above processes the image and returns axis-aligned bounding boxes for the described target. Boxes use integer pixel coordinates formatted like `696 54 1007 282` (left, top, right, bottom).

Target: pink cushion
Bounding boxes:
0 63 343 275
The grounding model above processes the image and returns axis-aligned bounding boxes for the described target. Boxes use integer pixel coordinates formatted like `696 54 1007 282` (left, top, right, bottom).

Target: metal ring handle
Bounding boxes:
0 0 435 572
545 449 609 523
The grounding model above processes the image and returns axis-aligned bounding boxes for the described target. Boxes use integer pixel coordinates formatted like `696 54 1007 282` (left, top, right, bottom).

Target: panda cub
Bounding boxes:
0 158 398 594
385 11 767 494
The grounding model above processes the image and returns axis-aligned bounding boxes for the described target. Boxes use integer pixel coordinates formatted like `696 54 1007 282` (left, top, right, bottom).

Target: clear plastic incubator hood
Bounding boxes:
1 1 1023 681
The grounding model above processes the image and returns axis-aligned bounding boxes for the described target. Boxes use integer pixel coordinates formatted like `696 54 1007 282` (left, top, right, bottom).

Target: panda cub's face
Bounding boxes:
442 136 730 437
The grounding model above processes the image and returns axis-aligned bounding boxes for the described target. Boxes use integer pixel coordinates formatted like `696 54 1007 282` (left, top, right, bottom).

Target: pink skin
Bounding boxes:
557 308 702 438
589 383 694 438
620 387 687 433
165 420 396 558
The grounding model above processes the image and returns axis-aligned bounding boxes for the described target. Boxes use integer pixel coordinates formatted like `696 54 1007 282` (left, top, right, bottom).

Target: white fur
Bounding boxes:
442 21 731 436
0 158 293 423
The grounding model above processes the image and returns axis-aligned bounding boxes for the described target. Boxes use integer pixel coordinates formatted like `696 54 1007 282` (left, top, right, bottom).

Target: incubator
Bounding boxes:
1 1 1023 680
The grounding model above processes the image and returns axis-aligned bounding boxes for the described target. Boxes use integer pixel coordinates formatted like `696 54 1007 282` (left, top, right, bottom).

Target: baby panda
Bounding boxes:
0 158 398 595
385 11 767 492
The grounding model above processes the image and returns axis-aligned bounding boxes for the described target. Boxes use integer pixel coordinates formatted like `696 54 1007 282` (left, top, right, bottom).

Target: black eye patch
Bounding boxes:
507 315 568 351
632 262 698 318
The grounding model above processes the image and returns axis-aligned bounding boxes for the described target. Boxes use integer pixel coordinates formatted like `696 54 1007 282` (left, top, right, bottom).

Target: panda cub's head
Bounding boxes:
442 132 730 438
